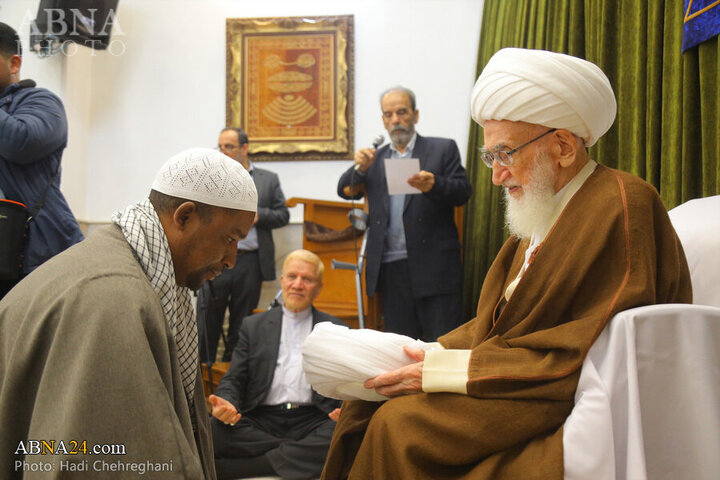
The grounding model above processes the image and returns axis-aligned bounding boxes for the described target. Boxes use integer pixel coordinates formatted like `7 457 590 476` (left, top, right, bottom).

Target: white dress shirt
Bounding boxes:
262 306 314 405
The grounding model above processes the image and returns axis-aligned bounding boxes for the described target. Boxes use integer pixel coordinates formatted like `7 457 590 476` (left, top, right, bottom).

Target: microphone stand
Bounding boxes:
332 227 369 329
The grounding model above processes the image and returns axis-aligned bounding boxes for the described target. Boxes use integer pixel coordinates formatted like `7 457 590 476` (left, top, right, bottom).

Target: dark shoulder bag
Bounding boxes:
0 163 61 281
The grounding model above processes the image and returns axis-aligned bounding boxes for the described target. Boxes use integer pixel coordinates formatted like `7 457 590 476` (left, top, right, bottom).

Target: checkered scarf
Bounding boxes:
111 198 198 429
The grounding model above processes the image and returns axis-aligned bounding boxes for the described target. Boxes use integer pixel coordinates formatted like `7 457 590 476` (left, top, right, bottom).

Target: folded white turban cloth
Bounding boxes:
302 322 432 401
152 148 258 212
470 48 617 147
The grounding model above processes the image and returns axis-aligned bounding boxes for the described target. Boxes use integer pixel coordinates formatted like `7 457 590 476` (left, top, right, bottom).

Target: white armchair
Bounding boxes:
668 195 720 307
563 195 720 480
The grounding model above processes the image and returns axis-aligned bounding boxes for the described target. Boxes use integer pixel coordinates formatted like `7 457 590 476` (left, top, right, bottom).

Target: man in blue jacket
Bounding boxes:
337 86 472 341
0 23 83 298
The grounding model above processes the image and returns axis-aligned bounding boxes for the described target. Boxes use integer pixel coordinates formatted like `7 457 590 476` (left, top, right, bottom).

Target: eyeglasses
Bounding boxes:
480 128 557 168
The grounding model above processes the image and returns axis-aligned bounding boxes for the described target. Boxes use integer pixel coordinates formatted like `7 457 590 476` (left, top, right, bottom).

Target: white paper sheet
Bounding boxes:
385 157 421 195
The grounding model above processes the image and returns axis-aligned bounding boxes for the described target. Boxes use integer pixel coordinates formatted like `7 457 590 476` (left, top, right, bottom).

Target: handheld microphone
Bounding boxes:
354 135 385 171
371 134 385 149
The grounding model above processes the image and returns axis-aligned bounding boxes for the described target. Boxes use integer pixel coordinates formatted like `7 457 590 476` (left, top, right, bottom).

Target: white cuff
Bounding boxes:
422 349 471 394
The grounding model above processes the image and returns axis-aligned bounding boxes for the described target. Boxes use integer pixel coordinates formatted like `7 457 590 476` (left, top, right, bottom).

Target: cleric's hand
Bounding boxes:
209 394 242 425
363 346 426 397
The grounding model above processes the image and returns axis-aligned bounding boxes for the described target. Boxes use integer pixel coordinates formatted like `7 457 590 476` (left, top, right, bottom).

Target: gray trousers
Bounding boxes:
378 258 463 341
212 406 335 479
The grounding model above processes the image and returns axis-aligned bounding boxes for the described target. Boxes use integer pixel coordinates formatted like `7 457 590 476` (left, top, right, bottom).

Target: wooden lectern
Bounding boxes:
286 197 380 330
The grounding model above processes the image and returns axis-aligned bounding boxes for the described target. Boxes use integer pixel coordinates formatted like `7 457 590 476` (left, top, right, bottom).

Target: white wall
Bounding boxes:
1 0 483 223
0 1 64 92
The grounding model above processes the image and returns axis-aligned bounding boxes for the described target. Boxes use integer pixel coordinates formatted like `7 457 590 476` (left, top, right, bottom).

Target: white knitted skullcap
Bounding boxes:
470 48 616 147
151 148 258 212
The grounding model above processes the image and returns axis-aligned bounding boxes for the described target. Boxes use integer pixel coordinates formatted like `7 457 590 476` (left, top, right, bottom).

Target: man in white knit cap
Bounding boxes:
323 49 691 479
0 148 257 480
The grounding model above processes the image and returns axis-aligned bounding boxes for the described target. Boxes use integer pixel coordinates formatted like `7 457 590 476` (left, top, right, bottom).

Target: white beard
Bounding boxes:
503 157 557 239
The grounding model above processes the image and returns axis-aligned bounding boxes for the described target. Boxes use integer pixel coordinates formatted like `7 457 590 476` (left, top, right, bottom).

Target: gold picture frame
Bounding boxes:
226 15 354 161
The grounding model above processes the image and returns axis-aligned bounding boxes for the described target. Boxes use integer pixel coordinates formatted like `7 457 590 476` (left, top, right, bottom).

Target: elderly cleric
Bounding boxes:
321 48 691 480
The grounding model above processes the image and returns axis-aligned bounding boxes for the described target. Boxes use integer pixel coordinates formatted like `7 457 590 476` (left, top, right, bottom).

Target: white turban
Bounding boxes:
151 148 258 212
470 48 616 147
302 322 433 401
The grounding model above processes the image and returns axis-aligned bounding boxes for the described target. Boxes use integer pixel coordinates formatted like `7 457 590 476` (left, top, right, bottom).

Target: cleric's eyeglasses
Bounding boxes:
479 128 556 168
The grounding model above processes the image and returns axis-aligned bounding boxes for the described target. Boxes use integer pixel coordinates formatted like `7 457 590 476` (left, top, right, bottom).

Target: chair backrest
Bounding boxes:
564 304 720 480
564 196 720 480
668 195 720 307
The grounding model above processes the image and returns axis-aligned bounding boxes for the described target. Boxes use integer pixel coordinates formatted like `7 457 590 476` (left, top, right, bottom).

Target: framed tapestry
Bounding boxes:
226 15 354 161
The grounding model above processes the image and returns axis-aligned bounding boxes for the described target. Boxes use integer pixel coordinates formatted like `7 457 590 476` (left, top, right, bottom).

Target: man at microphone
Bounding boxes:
337 86 472 341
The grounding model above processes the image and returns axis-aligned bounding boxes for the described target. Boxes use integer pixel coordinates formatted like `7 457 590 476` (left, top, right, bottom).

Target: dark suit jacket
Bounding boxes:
337 134 472 297
215 306 344 415
251 167 289 281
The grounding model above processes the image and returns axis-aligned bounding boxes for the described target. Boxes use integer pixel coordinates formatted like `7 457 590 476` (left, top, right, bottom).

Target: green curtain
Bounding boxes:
462 0 720 321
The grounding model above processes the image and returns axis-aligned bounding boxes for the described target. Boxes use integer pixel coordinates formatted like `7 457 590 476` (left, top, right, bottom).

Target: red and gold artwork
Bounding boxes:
227 16 353 160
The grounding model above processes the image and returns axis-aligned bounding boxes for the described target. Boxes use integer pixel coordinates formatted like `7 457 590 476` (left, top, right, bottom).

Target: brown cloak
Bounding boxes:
322 165 691 479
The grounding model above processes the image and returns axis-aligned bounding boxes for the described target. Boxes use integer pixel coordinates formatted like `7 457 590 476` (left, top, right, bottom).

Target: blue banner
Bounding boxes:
683 0 720 52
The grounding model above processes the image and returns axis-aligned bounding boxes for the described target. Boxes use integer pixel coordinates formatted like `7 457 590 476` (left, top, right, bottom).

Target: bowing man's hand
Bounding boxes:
209 394 242 426
328 408 341 422
363 346 426 398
